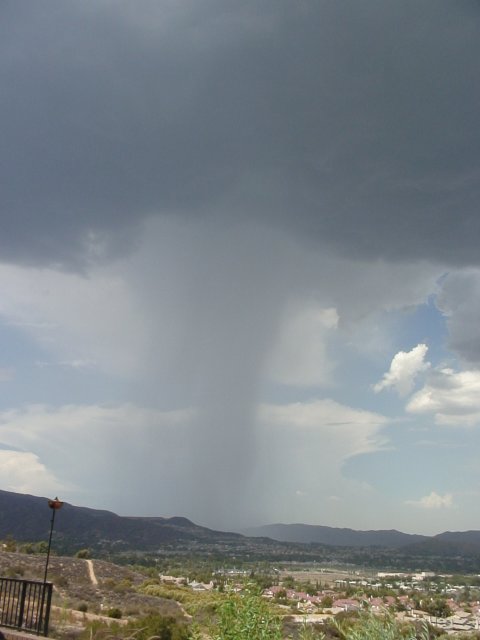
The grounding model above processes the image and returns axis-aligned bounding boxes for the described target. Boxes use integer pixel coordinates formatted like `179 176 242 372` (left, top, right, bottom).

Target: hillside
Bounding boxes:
404 531 480 557
0 489 243 552
0 550 186 622
243 523 428 548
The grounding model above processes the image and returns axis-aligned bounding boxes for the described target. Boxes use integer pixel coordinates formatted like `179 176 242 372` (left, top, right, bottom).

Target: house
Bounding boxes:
332 598 360 612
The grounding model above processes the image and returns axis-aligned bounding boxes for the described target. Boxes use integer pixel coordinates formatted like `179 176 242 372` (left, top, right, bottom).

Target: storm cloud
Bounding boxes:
1 1 480 533
2 0 480 269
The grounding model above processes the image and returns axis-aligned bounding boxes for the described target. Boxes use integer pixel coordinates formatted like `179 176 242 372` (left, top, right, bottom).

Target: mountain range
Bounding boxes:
0 489 241 552
1 489 480 559
244 523 480 557
243 523 428 547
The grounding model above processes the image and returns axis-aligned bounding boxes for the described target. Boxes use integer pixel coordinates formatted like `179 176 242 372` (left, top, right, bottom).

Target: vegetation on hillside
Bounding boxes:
75 595 458 640
3 542 480 639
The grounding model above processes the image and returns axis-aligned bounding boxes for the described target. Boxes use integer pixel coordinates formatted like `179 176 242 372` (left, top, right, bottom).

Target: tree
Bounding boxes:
282 575 295 589
125 614 189 640
35 541 49 554
424 597 452 618
274 588 288 603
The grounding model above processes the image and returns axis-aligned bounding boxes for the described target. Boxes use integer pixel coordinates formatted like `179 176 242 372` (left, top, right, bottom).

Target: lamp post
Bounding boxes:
43 497 63 584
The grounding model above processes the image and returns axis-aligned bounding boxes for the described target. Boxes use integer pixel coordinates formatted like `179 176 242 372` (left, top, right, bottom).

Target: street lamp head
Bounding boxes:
48 497 63 510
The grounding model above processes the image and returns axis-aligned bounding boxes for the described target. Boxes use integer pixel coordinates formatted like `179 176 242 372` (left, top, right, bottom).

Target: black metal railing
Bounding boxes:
0 577 52 636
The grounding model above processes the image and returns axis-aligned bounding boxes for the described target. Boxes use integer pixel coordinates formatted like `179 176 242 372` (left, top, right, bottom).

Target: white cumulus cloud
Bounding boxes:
374 343 430 396
407 367 480 426
0 449 64 495
0 403 195 513
406 491 453 509
259 398 388 458
252 398 389 526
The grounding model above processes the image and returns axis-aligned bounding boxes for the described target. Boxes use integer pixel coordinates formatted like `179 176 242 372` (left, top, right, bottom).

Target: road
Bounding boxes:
86 559 98 586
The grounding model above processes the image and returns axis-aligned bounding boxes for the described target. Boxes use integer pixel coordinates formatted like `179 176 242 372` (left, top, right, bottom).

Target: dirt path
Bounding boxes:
86 559 98 586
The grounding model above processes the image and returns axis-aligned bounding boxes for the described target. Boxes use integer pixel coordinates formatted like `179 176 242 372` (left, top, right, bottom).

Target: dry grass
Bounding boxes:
0 550 187 634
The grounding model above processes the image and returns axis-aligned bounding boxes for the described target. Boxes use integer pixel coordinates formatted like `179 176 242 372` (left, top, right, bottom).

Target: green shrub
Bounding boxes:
334 610 430 640
80 619 121 640
296 618 325 639
113 578 133 593
124 613 190 640
138 582 187 602
107 607 122 619
213 592 281 640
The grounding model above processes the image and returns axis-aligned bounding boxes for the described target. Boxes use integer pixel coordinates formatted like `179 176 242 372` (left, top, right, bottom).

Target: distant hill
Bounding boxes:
0 489 242 552
243 523 428 548
404 531 480 557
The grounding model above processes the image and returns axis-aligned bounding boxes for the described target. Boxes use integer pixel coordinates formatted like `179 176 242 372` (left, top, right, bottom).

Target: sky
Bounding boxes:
1 0 480 535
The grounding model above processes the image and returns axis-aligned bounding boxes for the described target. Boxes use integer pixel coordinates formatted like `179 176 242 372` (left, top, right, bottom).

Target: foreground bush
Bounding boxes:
79 598 453 640
213 591 281 640
124 613 190 640
80 613 190 640
334 611 434 640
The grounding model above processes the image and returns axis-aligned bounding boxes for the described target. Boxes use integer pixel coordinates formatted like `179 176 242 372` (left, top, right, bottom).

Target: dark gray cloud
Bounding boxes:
436 270 480 366
2 0 480 269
